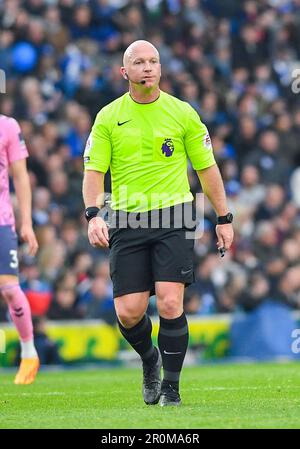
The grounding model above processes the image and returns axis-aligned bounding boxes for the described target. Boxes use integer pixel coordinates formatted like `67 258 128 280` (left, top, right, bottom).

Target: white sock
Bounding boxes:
21 339 38 359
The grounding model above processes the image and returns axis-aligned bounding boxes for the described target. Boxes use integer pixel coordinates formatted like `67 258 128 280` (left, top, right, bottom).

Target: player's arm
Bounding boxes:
82 169 105 208
196 164 228 216
10 159 38 256
196 165 233 251
82 170 109 248
184 105 233 252
82 110 112 249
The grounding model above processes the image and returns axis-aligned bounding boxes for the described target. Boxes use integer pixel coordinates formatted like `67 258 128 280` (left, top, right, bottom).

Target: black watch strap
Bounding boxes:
217 212 233 225
85 206 100 223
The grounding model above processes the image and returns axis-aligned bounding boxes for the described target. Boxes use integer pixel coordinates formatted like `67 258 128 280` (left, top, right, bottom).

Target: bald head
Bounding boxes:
121 40 161 92
123 40 160 67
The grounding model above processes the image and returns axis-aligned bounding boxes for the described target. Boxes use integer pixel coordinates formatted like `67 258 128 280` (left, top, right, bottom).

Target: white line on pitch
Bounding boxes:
1 391 98 396
191 386 300 391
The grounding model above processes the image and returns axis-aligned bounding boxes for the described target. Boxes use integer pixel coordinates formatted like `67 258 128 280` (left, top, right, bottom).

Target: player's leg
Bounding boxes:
152 226 195 406
115 291 153 362
155 281 187 406
0 276 39 384
115 291 162 405
0 226 39 384
110 226 161 404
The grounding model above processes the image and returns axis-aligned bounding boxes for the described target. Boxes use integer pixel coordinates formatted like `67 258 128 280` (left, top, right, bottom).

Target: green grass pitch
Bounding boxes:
1 362 300 429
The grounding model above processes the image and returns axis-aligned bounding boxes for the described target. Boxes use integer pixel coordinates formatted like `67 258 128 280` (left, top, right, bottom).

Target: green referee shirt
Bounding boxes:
84 90 216 212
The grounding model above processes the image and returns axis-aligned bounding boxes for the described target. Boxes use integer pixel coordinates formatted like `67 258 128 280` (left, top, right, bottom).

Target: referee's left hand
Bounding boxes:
88 216 109 248
216 224 234 252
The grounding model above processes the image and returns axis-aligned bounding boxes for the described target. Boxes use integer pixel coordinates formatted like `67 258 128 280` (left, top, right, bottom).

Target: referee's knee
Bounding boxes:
116 306 145 329
156 296 183 319
114 292 149 328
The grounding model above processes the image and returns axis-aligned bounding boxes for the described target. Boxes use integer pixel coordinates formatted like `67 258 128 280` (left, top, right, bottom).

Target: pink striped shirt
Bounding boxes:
0 115 28 227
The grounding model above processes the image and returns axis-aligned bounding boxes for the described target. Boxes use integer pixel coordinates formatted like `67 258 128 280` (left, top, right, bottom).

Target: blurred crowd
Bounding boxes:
1 0 300 324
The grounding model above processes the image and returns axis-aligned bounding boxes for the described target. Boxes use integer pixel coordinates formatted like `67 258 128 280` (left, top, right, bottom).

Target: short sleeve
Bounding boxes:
184 106 216 171
6 118 28 165
83 109 112 173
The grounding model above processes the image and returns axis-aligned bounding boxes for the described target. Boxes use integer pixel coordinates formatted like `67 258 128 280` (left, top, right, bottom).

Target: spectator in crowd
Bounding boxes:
245 130 291 186
19 255 53 317
32 316 62 365
81 276 115 324
47 270 81 320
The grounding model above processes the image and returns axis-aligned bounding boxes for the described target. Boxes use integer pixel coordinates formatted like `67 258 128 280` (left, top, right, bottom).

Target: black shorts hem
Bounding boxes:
113 277 195 298
113 284 152 298
154 276 194 285
154 278 195 293
154 277 191 282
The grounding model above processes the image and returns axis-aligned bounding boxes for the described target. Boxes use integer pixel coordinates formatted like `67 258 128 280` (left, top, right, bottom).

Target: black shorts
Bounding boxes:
108 204 196 298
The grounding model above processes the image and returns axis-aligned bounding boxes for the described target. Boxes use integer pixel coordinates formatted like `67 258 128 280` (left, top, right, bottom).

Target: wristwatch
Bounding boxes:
217 212 233 225
85 206 100 222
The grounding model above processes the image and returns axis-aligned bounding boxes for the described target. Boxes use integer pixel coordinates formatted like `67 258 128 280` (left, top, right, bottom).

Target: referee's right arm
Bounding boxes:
82 170 109 248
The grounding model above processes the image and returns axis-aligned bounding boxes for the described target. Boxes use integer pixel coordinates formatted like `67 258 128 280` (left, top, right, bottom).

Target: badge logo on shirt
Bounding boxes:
18 132 26 148
84 134 92 162
204 132 212 149
161 138 174 157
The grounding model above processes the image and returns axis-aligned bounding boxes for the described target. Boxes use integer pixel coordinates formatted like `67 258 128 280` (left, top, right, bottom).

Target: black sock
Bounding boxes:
158 312 189 392
117 315 157 366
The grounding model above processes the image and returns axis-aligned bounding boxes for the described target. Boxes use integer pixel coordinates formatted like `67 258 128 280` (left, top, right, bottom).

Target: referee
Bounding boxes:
82 40 234 406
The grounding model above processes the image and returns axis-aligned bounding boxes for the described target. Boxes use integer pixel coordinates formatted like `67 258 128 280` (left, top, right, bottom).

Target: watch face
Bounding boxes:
226 213 233 223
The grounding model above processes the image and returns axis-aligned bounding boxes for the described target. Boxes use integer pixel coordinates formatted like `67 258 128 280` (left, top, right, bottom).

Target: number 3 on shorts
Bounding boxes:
10 250 19 269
